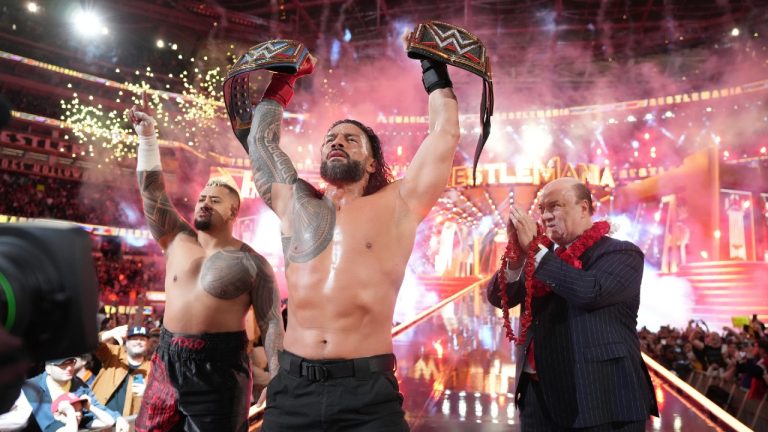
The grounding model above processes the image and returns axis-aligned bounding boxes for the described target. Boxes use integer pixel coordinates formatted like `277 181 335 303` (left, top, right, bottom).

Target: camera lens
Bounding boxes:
0 224 98 361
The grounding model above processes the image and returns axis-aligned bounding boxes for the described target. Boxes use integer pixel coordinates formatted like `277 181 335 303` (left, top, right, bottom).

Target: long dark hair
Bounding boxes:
329 119 393 196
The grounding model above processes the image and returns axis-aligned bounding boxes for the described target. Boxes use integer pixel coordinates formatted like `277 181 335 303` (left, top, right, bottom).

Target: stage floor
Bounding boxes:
392 286 723 431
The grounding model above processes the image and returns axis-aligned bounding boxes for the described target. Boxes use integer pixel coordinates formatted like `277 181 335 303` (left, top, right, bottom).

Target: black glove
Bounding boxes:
420 59 452 94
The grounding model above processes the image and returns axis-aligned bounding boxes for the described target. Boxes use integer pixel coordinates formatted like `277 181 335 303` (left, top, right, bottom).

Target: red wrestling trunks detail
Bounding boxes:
136 327 251 432
135 353 181 432
170 336 206 350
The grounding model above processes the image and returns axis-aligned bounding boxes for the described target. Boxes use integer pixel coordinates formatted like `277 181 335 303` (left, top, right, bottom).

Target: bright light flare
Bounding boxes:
516 123 552 165
27 2 39 13
72 8 108 37
655 381 665 407
433 340 444 359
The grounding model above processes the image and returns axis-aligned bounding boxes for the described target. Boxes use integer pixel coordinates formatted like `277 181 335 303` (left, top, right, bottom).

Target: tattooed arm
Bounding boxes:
248 108 335 265
249 253 284 378
247 100 298 219
130 108 195 249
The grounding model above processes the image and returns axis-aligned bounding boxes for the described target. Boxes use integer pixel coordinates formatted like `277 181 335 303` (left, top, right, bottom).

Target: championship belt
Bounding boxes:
223 40 310 150
406 21 493 185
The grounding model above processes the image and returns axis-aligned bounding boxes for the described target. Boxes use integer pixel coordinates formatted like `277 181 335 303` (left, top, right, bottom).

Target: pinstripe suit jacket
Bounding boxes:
487 235 658 428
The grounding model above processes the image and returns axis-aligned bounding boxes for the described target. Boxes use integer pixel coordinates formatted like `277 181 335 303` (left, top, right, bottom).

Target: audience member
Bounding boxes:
91 326 151 419
0 172 142 227
145 328 162 357
48 393 115 432
23 357 121 431
640 316 768 406
74 355 96 387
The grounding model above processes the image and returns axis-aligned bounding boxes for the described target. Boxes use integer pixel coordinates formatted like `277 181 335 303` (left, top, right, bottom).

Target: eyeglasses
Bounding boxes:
52 358 78 367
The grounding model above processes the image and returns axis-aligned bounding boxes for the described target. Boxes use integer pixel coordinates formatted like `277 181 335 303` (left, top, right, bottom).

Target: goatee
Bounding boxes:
320 159 365 184
194 218 212 231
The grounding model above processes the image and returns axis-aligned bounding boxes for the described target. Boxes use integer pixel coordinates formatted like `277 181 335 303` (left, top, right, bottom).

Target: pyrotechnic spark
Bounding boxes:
60 63 228 161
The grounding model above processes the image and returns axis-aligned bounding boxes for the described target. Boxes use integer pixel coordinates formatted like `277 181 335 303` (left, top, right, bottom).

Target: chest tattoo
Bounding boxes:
199 249 258 299
286 179 336 263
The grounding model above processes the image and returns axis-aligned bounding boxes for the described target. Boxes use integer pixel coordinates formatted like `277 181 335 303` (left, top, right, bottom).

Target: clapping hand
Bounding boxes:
508 206 537 252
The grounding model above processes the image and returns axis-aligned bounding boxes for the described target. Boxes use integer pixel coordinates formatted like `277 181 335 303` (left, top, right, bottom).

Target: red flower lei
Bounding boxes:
497 220 611 345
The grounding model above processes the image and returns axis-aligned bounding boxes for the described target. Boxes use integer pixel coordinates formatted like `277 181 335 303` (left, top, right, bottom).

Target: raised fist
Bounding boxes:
127 92 156 138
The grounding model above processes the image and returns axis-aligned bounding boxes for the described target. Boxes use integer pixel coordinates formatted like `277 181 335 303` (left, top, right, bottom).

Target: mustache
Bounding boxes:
327 149 350 159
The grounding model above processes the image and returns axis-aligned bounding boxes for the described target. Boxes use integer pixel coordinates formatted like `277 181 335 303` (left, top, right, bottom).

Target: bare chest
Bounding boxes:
286 192 397 264
167 246 258 300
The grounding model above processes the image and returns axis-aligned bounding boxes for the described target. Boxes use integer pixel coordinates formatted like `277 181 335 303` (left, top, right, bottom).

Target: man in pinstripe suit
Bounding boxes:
487 178 658 431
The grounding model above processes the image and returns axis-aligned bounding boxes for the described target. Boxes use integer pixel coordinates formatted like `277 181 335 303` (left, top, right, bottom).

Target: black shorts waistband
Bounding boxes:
159 327 247 356
279 350 396 382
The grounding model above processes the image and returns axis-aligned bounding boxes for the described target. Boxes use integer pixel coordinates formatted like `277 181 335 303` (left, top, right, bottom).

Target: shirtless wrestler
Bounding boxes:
127 96 283 432
246 53 459 431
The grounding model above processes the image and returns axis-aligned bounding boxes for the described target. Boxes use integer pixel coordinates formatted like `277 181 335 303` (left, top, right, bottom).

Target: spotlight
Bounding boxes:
26 2 39 13
171 43 178 50
156 39 165 49
71 8 108 37
731 28 740 37
518 123 552 164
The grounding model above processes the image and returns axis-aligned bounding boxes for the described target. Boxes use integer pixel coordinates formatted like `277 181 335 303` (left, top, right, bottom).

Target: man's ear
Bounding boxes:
366 159 376 174
580 199 590 216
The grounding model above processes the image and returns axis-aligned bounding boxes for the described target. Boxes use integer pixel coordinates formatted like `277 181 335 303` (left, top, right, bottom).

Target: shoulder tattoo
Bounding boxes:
287 179 335 263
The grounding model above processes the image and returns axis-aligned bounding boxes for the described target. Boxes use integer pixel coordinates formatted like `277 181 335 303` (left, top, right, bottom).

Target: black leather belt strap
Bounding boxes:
278 350 396 383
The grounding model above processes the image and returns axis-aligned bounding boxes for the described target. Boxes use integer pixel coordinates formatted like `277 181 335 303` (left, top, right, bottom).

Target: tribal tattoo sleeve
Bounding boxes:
250 253 284 378
247 99 298 210
137 170 195 249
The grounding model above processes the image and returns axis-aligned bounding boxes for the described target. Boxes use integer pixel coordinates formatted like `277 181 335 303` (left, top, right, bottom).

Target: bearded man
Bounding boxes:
128 98 283 432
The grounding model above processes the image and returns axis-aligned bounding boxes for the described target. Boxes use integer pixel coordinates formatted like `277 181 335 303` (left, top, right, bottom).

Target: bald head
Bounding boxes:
541 178 594 215
538 178 595 245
